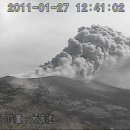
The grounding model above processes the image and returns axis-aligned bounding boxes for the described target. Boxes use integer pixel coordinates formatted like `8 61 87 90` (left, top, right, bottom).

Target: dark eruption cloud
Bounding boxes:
19 25 130 79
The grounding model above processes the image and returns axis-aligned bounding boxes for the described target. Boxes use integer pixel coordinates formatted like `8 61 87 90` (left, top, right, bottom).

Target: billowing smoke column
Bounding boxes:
25 25 130 79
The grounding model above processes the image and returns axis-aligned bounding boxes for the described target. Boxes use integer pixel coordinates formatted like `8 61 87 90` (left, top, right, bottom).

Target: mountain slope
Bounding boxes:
0 76 130 129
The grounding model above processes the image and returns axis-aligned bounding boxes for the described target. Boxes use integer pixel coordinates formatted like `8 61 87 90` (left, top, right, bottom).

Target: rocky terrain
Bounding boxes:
0 76 130 129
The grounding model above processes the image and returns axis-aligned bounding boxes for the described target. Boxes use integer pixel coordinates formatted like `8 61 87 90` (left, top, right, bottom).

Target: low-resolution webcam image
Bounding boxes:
0 0 130 129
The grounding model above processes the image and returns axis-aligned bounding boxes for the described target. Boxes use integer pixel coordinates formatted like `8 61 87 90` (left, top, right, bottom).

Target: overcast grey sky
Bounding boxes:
0 0 130 76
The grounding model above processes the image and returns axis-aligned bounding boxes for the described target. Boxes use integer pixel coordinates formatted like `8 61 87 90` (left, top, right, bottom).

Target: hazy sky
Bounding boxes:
0 0 130 76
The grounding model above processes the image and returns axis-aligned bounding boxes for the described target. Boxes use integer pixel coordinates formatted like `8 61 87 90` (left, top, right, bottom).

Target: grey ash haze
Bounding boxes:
0 0 130 77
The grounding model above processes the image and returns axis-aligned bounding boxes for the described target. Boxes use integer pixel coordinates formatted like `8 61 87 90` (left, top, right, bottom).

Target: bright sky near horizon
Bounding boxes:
0 0 130 76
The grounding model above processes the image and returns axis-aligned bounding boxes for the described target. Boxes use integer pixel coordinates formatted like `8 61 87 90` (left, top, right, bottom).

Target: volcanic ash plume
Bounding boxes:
21 25 130 79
